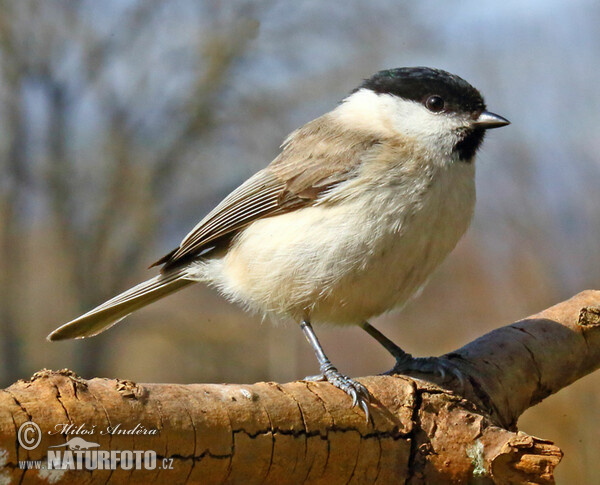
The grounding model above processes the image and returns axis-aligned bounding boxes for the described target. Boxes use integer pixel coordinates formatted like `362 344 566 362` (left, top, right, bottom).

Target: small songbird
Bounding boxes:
48 67 509 416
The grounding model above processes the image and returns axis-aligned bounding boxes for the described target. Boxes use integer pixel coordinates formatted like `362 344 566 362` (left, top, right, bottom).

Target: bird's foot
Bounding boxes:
386 355 465 388
303 363 370 419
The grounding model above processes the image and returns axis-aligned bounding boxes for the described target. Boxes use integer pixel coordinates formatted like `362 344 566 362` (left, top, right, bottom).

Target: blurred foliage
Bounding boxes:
0 0 599 481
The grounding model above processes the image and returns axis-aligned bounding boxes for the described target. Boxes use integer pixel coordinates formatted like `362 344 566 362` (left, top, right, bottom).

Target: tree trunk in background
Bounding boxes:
0 2 263 382
0 73 28 385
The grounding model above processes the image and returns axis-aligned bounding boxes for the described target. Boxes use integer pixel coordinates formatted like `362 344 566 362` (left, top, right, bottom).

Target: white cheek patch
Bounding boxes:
378 94 465 152
385 97 456 135
335 89 467 156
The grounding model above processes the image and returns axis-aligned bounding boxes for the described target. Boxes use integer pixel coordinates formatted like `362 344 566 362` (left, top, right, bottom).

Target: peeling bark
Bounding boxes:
1 291 599 484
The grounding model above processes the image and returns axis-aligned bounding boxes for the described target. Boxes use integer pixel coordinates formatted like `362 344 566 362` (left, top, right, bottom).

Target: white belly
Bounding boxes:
190 163 475 325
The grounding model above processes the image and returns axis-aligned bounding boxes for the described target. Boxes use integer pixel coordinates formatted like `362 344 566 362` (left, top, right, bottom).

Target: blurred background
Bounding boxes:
0 0 598 481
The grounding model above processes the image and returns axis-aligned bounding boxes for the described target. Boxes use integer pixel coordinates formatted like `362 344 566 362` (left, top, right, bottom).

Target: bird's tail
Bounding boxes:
47 269 193 341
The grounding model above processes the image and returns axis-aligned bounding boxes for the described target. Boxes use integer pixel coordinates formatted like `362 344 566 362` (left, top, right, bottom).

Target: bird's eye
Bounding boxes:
425 95 445 112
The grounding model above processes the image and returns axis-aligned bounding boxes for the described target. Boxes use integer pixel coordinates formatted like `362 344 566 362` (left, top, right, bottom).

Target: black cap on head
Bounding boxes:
359 67 486 115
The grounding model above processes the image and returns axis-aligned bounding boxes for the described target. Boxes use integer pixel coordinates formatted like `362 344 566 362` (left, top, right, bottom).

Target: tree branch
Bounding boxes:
2 291 599 483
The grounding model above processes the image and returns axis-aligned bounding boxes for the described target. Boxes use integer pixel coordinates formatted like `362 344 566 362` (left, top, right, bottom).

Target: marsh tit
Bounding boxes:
48 67 509 416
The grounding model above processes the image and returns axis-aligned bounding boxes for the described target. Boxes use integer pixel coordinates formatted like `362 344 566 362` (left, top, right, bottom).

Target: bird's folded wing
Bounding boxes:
152 117 381 268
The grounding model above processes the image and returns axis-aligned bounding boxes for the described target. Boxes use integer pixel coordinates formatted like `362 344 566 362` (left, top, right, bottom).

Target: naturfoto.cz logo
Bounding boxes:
16 421 174 471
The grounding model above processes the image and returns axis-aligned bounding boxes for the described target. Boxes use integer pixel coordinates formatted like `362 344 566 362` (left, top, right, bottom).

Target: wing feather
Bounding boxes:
154 115 382 268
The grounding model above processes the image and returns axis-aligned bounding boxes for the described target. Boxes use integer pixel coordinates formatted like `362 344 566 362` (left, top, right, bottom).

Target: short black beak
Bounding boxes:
472 111 510 129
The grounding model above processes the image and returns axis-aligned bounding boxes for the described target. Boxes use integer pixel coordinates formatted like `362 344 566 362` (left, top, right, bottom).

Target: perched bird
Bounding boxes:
48 67 509 416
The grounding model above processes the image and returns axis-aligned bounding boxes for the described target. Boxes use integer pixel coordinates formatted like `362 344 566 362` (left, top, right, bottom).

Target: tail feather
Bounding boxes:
47 270 193 341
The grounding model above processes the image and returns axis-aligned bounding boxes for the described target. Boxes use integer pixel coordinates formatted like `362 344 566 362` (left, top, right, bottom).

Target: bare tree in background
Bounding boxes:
0 0 262 383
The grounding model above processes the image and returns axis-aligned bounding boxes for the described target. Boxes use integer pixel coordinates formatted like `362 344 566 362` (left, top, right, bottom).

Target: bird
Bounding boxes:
48 67 509 417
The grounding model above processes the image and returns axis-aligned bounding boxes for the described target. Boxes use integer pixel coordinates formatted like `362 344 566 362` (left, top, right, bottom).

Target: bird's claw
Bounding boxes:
303 365 371 421
302 373 326 382
387 356 465 389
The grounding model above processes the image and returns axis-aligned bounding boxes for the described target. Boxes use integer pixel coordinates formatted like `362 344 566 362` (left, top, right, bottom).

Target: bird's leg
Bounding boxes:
300 320 370 418
360 321 413 362
360 321 464 384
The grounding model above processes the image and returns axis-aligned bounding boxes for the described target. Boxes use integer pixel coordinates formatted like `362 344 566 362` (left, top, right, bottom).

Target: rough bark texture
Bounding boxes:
2 290 600 484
